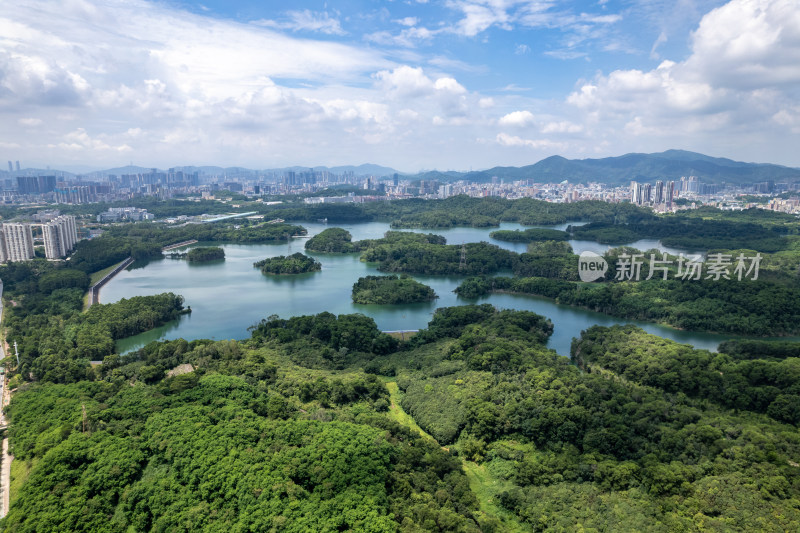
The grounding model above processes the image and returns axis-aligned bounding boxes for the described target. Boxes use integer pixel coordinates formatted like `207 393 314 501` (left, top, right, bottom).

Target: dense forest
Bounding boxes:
253 252 322 275
573 325 800 424
351 275 437 305
3 292 800 530
0 260 186 383
258 196 656 228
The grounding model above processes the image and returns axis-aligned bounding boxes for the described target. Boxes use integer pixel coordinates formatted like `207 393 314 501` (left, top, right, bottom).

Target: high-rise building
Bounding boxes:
654 180 664 204
17 176 39 194
2 223 35 262
630 181 642 205
38 175 56 194
15 161 20 171
7 161 12 173
0 230 7 263
42 215 78 259
643 183 652 204
666 181 675 208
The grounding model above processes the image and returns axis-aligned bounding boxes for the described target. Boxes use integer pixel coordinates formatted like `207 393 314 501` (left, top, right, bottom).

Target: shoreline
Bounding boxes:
86 240 200 308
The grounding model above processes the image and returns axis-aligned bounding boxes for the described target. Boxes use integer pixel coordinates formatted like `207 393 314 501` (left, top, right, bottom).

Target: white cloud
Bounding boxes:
18 118 43 127
541 121 582 133
48 128 133 152
443 0 622 51
563 0 800 164
515 44 531 54
496 132 564 150
253 9 346 36
375 66 435 97
395 17 419 26
365 26 440 47
434 77 467 94
2 0 799 170
685 0 800 88
650 31 668 59
499 110 535 127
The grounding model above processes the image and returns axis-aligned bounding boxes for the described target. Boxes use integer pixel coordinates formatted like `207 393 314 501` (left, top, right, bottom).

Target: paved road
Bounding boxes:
0 285 11 518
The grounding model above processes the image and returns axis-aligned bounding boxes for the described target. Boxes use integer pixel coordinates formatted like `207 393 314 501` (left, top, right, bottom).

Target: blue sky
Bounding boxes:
1 0 799 172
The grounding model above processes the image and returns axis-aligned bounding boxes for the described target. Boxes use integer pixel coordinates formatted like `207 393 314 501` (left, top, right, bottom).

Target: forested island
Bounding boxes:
490 227 569 242
168 246 225 262
305 227 360 253
186 246 224 262
254 252 322 274
351 275 437 304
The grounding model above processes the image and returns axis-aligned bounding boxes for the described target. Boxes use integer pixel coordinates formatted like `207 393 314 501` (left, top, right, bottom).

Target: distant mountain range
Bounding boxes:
418 150 800 185
1 151 798 186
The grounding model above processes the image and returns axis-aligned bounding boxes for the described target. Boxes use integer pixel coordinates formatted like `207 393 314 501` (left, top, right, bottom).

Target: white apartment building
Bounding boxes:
42 215 78 259
2 223 35 262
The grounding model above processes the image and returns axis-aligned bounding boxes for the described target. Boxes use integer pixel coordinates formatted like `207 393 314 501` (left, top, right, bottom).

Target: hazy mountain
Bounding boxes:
431 150 800 185
8 151 798 186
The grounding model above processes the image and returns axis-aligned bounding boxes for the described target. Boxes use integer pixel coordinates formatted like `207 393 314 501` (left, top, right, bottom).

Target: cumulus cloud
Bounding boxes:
685 0 800 88
496 132 564 150
499 110 536 127
2 0 798 170
562 0 800 164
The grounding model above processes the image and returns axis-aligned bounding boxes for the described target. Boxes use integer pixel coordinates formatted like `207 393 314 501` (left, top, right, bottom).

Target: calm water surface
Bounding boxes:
102 221 735 356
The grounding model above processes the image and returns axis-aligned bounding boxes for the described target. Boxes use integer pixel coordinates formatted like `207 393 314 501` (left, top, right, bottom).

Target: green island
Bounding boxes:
186 246 224 262
167 246 225 262
351 274 437 304
253 252 322 274
489 228 569 242
305 227 361 253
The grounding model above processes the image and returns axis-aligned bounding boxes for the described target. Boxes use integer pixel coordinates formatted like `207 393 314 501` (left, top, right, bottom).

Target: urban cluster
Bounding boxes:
2 160 800 215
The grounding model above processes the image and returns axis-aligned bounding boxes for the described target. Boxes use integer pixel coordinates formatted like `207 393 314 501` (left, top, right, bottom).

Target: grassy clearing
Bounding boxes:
385 381 524 529
461 460 527 532
8 457 35 506
385 381 437 444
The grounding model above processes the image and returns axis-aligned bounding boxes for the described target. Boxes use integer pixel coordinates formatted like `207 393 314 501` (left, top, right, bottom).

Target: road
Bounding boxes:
0 285 10 518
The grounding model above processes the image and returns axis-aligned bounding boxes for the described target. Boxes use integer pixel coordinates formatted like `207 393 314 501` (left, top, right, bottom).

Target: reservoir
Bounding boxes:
101 221 731 356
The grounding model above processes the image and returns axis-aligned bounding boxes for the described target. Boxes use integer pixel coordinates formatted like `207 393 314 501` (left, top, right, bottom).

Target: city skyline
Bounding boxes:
1 0 799 171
